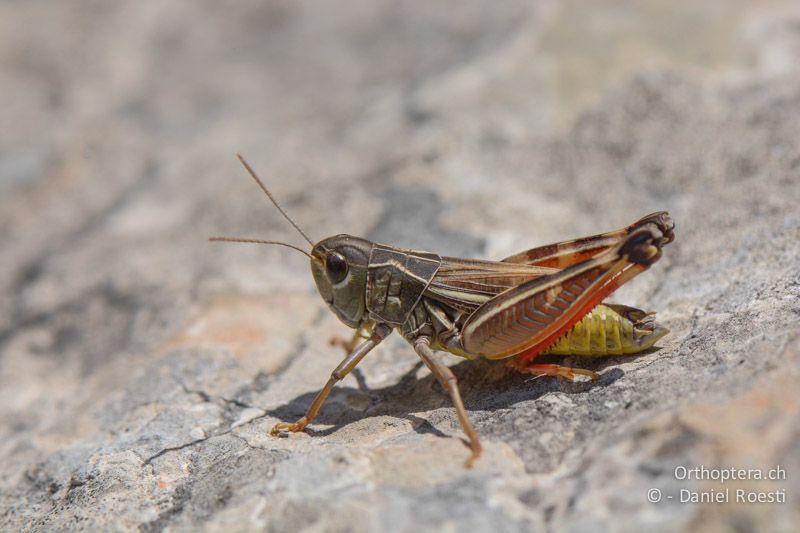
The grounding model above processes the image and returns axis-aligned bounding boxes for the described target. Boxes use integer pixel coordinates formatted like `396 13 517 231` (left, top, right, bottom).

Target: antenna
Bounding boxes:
208 237 315 260
236 153 315 247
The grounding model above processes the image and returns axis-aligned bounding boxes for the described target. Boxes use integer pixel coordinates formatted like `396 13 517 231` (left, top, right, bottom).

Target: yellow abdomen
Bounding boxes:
542 304 668 356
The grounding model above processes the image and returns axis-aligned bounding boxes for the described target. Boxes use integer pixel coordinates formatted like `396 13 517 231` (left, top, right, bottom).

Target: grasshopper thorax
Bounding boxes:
310 235 373 329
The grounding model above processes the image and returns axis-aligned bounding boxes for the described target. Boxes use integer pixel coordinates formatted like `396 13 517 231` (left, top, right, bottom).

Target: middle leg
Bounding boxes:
412 336 482 467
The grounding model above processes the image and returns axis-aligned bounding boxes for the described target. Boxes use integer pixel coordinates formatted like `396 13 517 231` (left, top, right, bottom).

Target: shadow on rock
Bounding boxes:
265 352 633 439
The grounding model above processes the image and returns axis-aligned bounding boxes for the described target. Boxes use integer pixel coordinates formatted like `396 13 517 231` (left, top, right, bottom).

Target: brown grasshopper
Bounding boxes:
212 155 675 466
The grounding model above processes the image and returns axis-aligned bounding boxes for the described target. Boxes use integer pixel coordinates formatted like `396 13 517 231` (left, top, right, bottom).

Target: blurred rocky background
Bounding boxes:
1 1 798 531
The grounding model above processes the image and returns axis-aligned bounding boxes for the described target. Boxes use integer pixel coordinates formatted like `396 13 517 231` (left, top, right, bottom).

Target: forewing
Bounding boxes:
424 257 557 315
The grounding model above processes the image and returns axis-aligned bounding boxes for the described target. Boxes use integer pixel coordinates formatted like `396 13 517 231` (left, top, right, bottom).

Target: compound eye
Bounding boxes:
325 252 348 284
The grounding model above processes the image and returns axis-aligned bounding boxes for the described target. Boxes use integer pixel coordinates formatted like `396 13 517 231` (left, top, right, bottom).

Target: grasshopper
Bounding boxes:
212 155 675 467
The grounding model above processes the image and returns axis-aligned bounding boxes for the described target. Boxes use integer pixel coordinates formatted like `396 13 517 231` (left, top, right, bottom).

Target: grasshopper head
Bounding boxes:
310 235 373 329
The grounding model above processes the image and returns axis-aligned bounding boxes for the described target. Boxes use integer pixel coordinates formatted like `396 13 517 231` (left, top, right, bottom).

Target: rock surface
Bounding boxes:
1 1 799 531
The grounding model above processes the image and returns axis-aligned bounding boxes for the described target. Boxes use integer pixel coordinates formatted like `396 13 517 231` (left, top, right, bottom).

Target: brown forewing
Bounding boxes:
424 257 557 314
